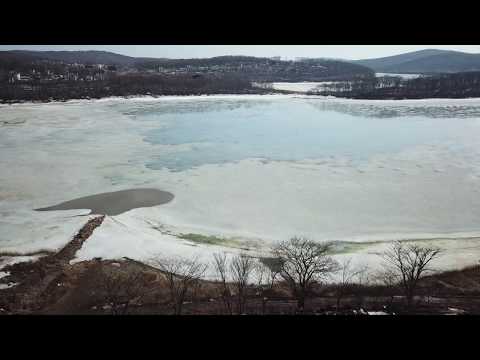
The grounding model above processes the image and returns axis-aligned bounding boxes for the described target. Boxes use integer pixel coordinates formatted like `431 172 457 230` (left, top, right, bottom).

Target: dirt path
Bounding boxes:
0 215 105 314
52 215 105 264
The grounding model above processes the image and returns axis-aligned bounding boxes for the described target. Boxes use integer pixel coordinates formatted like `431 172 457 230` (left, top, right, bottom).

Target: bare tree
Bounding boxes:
381 241 441 309
100 266 145 315
150 256 207 315
273 237 339 312
254 261 268 288
352 264 371 310
260 257 283 290
334 258 367 312
375 268 400 307
254 258 283 314
253 261 269 315
229 254 255 314
212 252 233 315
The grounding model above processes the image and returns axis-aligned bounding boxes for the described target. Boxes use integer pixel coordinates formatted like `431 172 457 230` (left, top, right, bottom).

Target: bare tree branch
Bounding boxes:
381 241 441 309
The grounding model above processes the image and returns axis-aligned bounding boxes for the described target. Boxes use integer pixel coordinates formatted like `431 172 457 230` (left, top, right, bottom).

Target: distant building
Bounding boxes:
270 56 281 61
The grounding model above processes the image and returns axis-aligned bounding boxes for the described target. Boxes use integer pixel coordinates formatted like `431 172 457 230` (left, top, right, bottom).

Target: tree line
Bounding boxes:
0 73 266 102
315 72 480 99
100 237 441 315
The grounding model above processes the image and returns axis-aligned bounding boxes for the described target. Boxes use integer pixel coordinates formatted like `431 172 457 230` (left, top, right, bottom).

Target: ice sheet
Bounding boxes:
3 96 480 275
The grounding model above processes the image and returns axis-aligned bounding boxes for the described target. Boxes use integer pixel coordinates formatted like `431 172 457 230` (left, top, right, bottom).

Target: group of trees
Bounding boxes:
317 72 480 99
99 237 441 315
0 72 263 102
270 238 440 313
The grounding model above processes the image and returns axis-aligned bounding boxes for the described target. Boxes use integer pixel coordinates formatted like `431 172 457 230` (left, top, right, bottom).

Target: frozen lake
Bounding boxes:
2 94 480 275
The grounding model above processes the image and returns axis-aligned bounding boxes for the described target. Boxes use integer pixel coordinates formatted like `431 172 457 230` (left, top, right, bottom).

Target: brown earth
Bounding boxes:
0 215 105 314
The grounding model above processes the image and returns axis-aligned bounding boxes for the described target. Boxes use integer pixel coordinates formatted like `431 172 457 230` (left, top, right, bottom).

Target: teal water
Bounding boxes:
112 98 475 171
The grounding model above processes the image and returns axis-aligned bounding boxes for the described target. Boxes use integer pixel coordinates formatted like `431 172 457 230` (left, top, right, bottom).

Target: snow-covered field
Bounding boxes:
2 95 480 277
267 82 342 93
376 73 426 80
264 74 426 94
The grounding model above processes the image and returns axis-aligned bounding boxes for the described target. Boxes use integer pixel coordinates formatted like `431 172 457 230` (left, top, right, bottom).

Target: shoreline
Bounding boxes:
3 230 480 257
1 215 480 315
0 92 283 107
0 90 276 106
4 91 480 106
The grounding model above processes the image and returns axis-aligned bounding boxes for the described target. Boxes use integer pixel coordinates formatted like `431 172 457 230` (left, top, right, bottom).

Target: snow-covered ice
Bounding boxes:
268 82 340 93
3 95 480 275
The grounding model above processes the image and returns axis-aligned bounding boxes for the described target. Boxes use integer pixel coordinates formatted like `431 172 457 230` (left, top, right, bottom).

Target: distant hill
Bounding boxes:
2 50 137 66
353 49 480 74
0 50 374 102
135 55 374 81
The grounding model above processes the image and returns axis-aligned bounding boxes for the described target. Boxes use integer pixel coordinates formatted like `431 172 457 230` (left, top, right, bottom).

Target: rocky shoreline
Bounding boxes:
0 216 105 314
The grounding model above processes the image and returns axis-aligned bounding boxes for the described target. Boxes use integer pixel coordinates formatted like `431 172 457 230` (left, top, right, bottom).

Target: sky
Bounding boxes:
0 45 479 60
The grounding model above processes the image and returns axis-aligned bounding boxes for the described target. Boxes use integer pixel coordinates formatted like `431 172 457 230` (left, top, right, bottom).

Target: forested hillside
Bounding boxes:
0 51 374 102
314 71 480 99
354 49 480 74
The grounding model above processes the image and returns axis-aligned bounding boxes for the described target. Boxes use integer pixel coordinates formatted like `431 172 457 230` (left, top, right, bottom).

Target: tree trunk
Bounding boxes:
297 295 305 313
176 302 183 315
405 286 415 310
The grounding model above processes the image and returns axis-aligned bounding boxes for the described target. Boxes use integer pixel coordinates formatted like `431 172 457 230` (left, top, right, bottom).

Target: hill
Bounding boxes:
354 49 480 74
1 50 138 66
134 55 375 81
0 50 375 102
0 50 374 81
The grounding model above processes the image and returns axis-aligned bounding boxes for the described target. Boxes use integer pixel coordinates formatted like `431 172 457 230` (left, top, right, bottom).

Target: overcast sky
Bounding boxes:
0 45 479 60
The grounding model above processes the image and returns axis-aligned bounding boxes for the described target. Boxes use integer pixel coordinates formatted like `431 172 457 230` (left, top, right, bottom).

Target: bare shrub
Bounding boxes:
100 267 145 315
254 258 283 314
150 256 207 315
260 257 283 291
229 254 255 314
334 258 368 312
374 268 400 306
273 237 339 312
212 252 233 314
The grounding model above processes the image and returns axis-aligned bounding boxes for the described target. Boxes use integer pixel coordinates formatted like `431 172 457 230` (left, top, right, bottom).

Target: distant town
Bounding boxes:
2 49 480 102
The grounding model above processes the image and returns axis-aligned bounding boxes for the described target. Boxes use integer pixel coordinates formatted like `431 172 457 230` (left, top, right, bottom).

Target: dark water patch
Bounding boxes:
35 189 174 216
